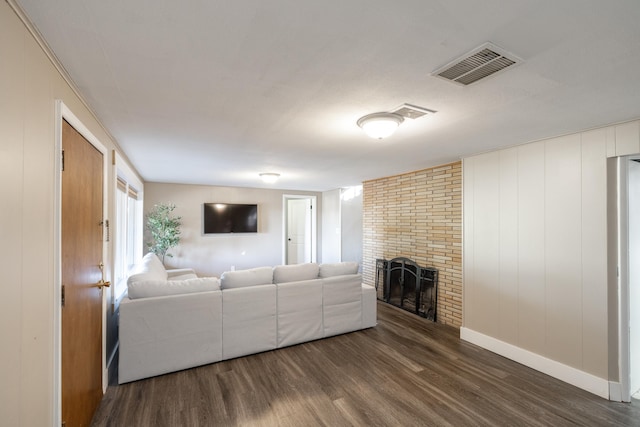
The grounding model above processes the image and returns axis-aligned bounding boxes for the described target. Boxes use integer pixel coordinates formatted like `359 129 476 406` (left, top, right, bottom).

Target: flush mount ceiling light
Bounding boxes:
357 112 404 139
259 172 280 184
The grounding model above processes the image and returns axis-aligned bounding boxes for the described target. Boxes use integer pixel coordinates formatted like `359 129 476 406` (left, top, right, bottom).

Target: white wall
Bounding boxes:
144 183 322 276
463 120 640 399
321 187 363 266
340 186 363 266
321 189 341 263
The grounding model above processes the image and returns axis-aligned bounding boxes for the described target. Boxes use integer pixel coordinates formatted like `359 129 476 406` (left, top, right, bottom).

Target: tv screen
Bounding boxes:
203 203 258 233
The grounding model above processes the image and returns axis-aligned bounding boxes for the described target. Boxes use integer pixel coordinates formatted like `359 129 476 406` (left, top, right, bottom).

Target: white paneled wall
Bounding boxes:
462 123 625 395
615 121 640 156
498 148 519 344
544 134 583 366
516 143 545 354
1 2 134 423
580 129 609 375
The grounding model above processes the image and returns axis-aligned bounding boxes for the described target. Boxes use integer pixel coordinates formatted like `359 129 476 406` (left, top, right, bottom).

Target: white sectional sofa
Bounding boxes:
118 253 377 384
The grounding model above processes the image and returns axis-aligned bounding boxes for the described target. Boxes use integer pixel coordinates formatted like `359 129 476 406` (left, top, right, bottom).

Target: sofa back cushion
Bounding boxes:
127 253 167 286
318 262 359 278
128 277 221 299
220 266 273 289
273 263 319 284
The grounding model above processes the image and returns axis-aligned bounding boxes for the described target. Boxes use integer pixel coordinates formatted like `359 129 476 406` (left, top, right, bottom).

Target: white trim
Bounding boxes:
53 101 63 427
55 101 111 426
460 327 610 399
617 157 631 402
113 152 144 304
115 151 143 192
609 381 623 402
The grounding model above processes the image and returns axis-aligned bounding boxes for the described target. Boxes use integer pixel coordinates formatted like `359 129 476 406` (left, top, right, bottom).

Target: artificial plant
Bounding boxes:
145 203 182 265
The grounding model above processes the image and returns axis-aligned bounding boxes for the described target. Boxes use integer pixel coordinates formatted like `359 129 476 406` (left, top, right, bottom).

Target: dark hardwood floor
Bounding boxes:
92 302 640 426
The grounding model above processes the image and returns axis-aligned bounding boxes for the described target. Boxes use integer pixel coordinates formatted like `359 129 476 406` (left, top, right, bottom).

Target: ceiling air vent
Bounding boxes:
432 42 522 86
391 103 437 119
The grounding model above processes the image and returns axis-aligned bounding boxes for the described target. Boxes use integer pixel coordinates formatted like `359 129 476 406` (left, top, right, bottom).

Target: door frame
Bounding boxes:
282 194 317 265
53 100 110 425
616 155 640 402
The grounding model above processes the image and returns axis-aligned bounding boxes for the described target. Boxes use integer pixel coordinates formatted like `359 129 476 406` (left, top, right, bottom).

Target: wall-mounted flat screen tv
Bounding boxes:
203 203 258 233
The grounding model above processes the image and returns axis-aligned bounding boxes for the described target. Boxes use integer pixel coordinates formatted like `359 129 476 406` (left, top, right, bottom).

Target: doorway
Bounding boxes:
284 195 317 264
617 156 640 402
55 102 109 425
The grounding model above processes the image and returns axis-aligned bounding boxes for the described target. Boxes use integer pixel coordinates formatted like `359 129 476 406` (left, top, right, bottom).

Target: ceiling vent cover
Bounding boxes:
432 42 522 85
391 103 437 119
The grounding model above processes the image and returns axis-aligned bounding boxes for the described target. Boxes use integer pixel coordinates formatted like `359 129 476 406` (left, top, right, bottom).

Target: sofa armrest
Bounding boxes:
362 284 377 328
118 291 223 384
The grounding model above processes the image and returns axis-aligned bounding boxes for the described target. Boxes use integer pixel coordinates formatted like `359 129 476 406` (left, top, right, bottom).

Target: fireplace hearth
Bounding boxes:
375 257 438 321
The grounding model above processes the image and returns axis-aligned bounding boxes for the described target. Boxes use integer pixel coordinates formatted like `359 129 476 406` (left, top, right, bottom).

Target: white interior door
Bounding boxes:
286 198 312 264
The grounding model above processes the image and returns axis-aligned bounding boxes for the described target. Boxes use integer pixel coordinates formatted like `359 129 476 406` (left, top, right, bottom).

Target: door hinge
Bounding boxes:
61 285 65 307
61 149 65 171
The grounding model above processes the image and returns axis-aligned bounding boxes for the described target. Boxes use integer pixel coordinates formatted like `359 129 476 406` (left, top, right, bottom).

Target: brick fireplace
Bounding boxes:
362 161 462 327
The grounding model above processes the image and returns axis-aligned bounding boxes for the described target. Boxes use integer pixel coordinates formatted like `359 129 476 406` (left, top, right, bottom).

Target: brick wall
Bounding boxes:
362 161 462 327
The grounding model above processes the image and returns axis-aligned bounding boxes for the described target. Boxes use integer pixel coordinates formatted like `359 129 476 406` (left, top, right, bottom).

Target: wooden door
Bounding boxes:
61 120 104 426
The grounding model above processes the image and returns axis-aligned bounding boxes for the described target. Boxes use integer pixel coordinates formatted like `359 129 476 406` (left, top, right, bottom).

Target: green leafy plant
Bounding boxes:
145 203 182 265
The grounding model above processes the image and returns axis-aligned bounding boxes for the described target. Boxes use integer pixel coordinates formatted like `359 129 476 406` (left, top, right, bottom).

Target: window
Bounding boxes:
113 154 143 301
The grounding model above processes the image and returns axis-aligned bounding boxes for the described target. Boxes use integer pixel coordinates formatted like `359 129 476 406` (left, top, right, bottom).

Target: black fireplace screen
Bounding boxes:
375 257 438 321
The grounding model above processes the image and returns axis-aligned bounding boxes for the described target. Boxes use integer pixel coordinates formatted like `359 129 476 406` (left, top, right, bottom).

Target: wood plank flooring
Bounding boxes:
92 302 640 426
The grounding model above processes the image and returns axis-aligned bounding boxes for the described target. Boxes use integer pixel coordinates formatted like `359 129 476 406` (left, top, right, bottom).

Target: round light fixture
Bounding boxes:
357 112 404 139
259 172 280 183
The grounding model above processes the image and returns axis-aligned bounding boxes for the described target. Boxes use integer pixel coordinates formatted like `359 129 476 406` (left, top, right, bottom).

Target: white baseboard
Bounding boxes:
460 327 610 400
103 341 119 392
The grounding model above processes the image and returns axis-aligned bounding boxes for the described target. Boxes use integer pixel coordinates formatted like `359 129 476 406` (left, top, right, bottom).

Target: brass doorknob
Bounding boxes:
98 279 111 289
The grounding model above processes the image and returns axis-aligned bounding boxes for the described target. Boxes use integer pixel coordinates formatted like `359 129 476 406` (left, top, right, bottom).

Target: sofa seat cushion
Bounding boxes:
319 262 359 278
273 263 319 284
220 266 273 289
167 268 198 280
127 253 168 285
128 277 220 299
165 272 198 281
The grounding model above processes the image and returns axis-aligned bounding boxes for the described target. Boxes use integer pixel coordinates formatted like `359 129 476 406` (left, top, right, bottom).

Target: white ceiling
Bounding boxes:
16 0 640 191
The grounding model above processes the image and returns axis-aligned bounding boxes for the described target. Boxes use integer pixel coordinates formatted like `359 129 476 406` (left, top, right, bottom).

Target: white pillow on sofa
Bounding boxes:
220 266 273 289
319 262 359 278
128 277 221 299
127 253 168 285
273 263 319 284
